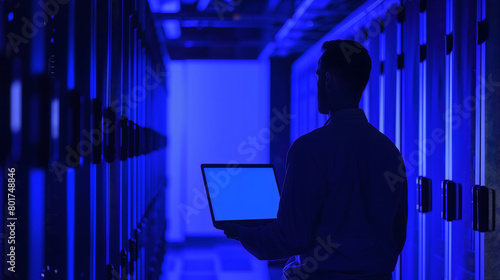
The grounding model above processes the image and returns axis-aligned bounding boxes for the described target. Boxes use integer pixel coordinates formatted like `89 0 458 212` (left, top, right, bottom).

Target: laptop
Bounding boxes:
201 164 281 228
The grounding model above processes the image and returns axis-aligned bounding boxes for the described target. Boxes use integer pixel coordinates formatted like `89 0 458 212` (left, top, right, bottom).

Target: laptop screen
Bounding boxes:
202 165 281 221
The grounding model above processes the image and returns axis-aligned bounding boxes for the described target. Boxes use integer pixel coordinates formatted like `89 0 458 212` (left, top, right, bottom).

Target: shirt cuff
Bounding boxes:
238 226 262 259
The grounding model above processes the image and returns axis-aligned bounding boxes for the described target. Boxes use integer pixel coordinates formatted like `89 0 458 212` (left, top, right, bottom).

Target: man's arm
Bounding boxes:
392 155 408 255
238 138 328 260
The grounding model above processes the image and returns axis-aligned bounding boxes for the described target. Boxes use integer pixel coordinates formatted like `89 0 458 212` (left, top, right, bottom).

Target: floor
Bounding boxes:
160 237 284 280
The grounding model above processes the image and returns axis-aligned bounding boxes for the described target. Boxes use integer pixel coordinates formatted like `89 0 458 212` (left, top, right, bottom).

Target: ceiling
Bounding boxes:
151 0 367 60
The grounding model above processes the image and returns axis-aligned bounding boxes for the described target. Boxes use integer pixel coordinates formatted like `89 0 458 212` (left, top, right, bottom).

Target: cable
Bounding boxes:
282 255 301 280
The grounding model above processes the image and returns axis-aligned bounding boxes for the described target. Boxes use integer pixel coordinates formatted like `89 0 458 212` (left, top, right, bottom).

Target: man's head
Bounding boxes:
316 40 371 114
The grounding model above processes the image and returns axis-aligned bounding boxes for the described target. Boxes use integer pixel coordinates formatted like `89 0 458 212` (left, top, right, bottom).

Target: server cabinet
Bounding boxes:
445 0 476 279
400 0 419 278
1 0 167 279
367 23 380 129
475 0 499 279
419 0 447 279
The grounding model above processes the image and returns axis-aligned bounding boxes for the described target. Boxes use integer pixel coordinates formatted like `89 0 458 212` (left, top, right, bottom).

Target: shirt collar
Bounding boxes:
329 108 368 124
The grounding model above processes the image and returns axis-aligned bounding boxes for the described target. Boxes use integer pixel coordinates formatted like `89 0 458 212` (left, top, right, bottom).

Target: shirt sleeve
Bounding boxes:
238 138 328 260
392 154 408 255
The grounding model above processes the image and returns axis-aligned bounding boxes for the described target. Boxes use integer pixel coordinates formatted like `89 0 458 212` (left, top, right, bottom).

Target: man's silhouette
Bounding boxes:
218 40 408 280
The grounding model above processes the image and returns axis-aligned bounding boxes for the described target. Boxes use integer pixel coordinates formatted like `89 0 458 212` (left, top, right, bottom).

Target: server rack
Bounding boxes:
416 0 446 279
1 0 167 279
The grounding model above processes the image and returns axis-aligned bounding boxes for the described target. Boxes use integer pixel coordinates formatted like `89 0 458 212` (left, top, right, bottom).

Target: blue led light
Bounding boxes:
162 20 181 39
8 12 14 22
67 169 75 280
67 0 75 89
30 12 45 75
196 0 210 11
10 80 22 134
51 98 59 140
149 0 181 12
90 164 96 280
29 169 45 280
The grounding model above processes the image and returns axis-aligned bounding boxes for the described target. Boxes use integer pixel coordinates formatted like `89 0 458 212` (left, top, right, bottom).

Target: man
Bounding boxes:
218 40 408 280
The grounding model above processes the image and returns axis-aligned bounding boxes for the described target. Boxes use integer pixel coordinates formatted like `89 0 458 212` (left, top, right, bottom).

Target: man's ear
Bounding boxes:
325 71 332 88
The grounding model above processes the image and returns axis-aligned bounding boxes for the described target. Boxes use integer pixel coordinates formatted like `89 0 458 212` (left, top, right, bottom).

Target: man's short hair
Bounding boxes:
320 40 372 99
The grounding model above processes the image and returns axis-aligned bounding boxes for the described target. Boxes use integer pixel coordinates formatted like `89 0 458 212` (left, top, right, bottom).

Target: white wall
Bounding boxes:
166 60 270 240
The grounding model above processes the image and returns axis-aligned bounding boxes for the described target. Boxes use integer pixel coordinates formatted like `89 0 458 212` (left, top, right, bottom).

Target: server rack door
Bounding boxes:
71 0 94 278
447 0 476 279
120 0 131 269
422 0 447 279
129 2 140 276
481 0 500 278
94 0 110 277
108 0 124 271
368 28 380 130
400 1 422 279
380 4 417 279
360 39 371 121
380 6 398 144
45 0 70 277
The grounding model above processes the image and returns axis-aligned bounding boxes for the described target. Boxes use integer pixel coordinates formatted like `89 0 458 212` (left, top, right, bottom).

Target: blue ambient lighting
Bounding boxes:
28 169 45 280
196 0 210 12
67 0 75 89
90 164 96 280
30 7 45 75
162 20 182 39
51 98 59 140
67 169 75 280
10 80 22 134
150 0 181 12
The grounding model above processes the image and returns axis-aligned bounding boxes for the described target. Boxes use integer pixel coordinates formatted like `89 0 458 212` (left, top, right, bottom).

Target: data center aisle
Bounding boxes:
160 238 284 280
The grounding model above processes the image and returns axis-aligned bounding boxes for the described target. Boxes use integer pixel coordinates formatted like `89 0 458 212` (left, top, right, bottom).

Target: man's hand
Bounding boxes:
215 222 242 240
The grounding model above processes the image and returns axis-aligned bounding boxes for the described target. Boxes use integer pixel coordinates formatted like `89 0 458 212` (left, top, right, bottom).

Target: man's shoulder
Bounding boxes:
290 123 400 157
289 126 332 152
